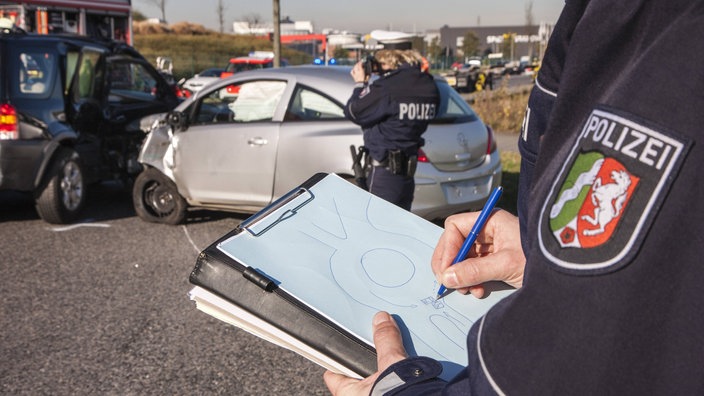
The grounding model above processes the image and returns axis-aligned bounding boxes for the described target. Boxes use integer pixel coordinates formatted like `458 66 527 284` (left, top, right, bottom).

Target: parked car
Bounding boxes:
0 20 180 223
133 66 502 225
180 67 225 95
220 51 288 78
453 64 490 93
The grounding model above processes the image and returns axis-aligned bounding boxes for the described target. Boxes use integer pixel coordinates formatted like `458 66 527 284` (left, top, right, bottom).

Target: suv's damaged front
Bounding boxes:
0 21 179 224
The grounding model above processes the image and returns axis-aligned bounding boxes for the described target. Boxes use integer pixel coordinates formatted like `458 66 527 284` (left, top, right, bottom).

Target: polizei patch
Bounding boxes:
538 108 689 274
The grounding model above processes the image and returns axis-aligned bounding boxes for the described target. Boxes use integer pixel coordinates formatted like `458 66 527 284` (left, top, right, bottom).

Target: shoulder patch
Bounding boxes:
538 108 691 274
358 84 371 99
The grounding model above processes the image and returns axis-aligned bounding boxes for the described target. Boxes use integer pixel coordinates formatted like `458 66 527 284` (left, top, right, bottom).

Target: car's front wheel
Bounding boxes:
132 167 187 225
35 147 86 224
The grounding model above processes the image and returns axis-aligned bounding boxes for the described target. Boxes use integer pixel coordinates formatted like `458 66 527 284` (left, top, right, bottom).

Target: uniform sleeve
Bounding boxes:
517 0 587 254
344 81 392 128
369 357 446 395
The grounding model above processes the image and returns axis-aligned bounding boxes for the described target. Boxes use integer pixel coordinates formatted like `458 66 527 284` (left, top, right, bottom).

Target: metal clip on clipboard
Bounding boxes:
240 187 315 236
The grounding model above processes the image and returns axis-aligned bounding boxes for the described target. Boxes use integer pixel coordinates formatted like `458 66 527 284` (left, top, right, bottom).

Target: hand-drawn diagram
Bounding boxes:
218 175 513 380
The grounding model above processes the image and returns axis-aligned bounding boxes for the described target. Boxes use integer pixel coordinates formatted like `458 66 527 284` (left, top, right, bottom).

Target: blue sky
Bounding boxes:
135 0 566 33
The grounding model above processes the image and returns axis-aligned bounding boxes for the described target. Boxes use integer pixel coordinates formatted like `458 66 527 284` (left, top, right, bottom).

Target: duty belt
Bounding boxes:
372 149 417 177
371 158 389 167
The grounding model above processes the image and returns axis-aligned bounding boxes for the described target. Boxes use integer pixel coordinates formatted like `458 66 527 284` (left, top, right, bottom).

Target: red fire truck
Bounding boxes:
0 0 132 44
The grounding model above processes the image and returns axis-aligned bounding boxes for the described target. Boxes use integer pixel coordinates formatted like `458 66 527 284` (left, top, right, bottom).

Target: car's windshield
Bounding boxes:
225 62 271 74
199 68 224 77
108 60 160 103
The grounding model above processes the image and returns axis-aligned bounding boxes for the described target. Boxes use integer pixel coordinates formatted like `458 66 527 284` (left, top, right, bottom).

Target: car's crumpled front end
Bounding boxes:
137 113 176 179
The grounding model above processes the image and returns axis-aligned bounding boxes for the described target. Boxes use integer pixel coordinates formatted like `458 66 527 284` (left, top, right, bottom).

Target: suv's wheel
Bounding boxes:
35 148 86 224
132 168 187 225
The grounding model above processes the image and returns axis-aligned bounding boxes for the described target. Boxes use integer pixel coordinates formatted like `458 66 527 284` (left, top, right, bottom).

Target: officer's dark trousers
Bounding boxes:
367 165 414 211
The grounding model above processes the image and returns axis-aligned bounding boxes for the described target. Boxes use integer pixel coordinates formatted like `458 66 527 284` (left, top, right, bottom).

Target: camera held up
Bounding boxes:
362 54 380 78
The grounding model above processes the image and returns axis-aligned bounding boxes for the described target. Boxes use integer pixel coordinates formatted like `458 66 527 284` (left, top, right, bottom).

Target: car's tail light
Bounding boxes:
486 124 498 154
0 103 18 140
417 148 429 163
175 86 191 98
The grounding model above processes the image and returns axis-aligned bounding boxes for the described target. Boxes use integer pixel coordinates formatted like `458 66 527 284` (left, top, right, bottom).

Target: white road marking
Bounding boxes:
47 221 111 232
182 224 201 253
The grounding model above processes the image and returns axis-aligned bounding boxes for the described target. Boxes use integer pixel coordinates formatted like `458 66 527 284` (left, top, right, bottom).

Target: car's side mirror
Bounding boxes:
166 111 188 131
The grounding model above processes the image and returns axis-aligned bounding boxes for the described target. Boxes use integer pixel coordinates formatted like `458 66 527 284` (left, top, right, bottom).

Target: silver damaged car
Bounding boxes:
133 65 502 225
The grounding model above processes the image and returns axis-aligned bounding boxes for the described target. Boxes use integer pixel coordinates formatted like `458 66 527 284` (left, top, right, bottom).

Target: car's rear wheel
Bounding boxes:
132 167 187 225
35 147 86 224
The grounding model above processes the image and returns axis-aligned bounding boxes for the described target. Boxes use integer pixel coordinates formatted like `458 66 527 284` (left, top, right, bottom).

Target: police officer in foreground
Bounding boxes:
327 0 704 394
344 48 440 211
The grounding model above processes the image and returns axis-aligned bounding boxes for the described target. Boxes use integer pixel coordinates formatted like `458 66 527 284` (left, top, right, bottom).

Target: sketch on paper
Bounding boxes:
218 174 514 379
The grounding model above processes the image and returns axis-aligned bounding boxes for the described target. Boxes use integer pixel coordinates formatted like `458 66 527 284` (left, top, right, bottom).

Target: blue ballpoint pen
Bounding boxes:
436 186 503 299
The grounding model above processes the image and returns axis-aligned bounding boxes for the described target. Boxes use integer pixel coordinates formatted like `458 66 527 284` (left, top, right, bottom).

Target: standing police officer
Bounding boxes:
326 0 704 395
344 49 440 211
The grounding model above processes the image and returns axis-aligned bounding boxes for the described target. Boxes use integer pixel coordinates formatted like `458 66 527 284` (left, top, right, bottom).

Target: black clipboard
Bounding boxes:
189 173 377 377
188 172 514 380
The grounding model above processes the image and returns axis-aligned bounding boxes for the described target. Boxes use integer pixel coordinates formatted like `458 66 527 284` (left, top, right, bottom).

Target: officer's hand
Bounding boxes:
324 312 407 396
432 209 525 298
350 60 367 84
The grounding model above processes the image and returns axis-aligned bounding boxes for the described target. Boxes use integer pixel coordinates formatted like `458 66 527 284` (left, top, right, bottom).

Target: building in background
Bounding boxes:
0 0 132 43
438 23 554 63
231 16 555 69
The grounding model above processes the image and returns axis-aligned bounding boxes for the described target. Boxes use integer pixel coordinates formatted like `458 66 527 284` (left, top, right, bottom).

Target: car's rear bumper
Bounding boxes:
412 151 503 220
0 140 46 192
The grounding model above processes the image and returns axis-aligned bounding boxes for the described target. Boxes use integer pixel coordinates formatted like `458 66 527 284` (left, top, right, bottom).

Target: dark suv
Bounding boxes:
0 23 179 223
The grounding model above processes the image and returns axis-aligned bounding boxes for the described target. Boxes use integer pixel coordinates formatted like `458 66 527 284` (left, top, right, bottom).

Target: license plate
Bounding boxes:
442 179 490 205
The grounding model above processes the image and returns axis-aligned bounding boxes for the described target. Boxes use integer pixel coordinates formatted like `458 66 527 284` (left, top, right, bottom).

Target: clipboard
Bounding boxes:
188 173 515 381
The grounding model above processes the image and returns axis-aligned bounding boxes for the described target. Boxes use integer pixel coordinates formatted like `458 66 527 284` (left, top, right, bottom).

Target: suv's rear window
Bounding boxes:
13 49 56 98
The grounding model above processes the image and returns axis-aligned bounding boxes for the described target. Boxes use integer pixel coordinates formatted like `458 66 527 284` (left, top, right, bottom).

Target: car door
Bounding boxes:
67 45 108 180
171 79 288 208
104 56 177 134
276 84 363 197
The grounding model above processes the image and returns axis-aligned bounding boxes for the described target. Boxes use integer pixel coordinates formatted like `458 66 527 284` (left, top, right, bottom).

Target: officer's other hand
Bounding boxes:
432 209 525 298
324 312 407 395
351 60 367 84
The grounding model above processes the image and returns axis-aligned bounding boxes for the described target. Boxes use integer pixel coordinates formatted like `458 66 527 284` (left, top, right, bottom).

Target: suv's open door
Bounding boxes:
67 45 106 136
103 55 177 134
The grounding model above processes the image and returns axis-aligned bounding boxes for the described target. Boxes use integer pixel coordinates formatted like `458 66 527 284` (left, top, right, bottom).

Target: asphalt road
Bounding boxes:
0 184 330 395
0 77 525 394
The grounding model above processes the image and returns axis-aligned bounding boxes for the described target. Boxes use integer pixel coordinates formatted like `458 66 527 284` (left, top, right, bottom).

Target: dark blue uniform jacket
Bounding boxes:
344 64 440 162
370 0 704 394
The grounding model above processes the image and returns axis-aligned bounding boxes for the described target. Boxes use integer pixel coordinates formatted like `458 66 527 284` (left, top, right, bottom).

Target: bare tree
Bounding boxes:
525 1 535 58
460 31 480 58
525 0 534 29
272 0 281 67
142 0 167 23
216 0 227 33
242 13 263 27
